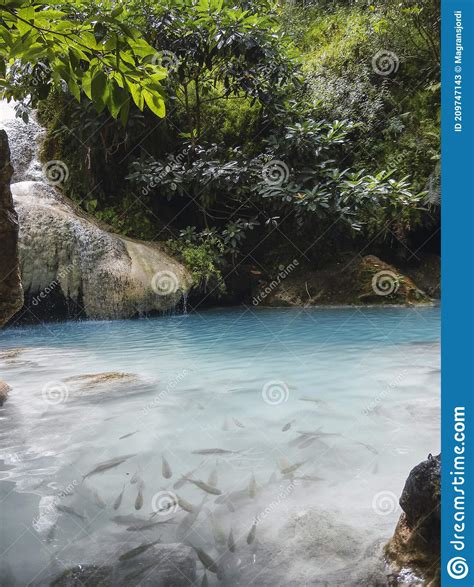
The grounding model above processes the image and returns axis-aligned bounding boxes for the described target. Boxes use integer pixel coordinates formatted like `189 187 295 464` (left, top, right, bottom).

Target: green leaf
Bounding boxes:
143 89 165 117
106 81 127 118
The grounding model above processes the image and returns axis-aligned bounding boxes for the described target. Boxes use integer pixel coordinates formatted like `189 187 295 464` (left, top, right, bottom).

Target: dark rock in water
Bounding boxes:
404 254 441 300
50 565 112 586
50 543 196 586
0 130 23 328
399 453 441 540
385 454 440 586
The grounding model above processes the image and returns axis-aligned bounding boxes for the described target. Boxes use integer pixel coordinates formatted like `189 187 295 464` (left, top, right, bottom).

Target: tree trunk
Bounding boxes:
0 129 23 327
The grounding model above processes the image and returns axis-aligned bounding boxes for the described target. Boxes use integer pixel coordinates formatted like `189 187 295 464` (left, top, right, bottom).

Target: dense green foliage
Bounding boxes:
0 0 168 120
1 0 440 298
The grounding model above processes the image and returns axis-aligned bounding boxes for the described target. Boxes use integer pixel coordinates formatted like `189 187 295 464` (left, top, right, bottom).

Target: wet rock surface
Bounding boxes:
0 101 192 322
0 129 23 327
254 254 432 307
0 380 11 406
49 543 197 586
12 181 192 321
385 454 440 586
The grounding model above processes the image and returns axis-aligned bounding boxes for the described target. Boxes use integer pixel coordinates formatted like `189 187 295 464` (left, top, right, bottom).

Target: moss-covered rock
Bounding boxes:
385 454 441 586
253 254 432 307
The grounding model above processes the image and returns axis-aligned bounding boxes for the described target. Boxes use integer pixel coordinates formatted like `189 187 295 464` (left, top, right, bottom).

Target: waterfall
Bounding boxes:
0 100 192 321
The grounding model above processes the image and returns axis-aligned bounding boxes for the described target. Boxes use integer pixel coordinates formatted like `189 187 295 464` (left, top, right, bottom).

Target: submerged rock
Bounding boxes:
64 372 139 387
385 454 440 586
0 129 23 327
0 380 11 406
49 543 196 586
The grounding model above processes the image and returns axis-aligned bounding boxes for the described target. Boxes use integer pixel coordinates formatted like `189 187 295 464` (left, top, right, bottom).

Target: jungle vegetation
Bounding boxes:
0 0 440 298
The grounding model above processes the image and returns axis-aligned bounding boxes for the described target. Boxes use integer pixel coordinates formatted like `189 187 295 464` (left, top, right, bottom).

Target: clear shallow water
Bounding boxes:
0 307 440 585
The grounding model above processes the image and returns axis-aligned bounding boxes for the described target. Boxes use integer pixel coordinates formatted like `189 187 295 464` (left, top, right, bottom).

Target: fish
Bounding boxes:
127 519 174 531
228 528 236 552
355 441 379 456
208 511 226 546
282 421 293 432
188 479 222 495
192 449 237 455
56 504 86 521
201 572 209 587
119 431 138 440
112 514 147 525
162 455 172 479
118 539 161 561
93 490 106 509
208 468 218 488
247 521 257 544
233 418 245 428
174 464 202 490
193 448 237 455
296 429 339 438
113 484 125 510
215 488 247 504
177 495 196 513
135 484 144 510
294 474 324 482
174 474 192 490
278 457 291 471
176 497 207 540
130 471 142 485
248 474 257 498
280 461 307 476
192 546 219 574
82 454 135 480
297 436 318 449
